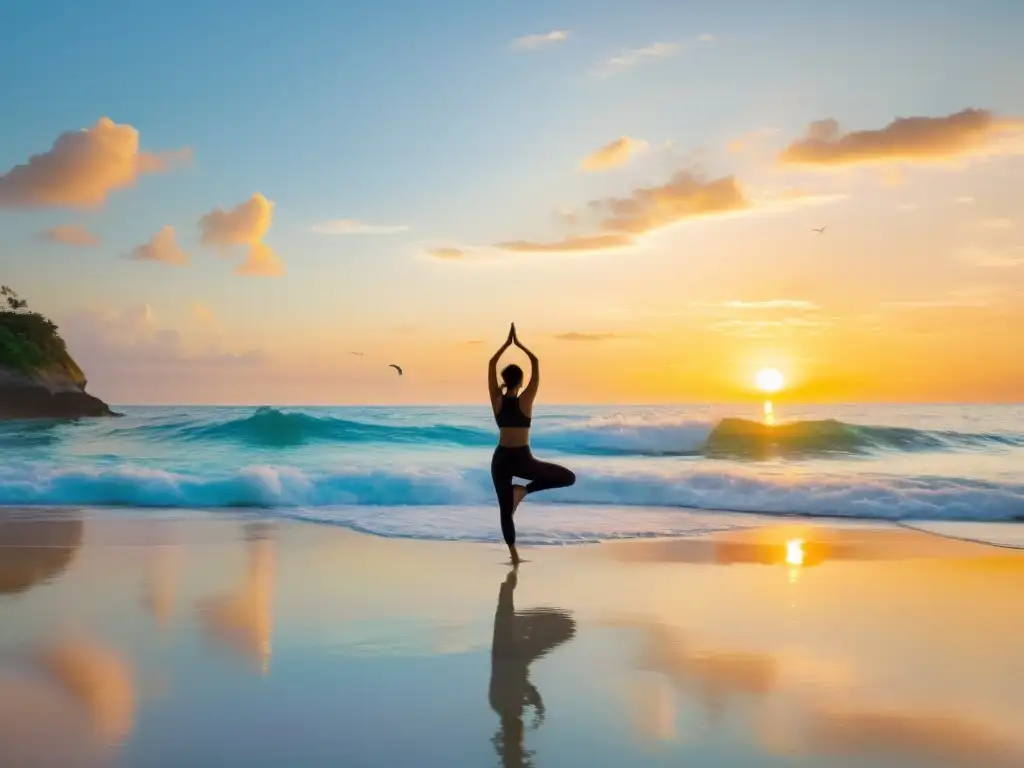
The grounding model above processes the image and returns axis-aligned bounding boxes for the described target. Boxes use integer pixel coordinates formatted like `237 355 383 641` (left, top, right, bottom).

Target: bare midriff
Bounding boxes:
498 427 530 448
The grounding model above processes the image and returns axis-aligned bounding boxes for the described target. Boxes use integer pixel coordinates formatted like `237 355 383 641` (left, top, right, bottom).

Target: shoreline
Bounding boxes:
1 502 1021 551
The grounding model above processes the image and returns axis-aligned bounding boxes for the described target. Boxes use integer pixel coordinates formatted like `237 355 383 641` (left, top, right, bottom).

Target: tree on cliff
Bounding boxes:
1 286 28 313
0 286 73 373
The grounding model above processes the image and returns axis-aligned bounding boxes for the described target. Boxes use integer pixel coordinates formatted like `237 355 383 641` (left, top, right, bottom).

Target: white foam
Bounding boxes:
276 504 764 545
1 461 1022 525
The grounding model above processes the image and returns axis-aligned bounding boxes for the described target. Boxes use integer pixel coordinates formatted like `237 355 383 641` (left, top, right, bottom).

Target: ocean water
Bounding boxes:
1 404 1022 543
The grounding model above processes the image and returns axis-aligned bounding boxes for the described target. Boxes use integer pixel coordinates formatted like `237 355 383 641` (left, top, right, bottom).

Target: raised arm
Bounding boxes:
515 332 540 410
488 323 516 406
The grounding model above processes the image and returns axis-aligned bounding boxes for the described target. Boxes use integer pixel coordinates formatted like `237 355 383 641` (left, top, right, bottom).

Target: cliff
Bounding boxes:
0 293 115 420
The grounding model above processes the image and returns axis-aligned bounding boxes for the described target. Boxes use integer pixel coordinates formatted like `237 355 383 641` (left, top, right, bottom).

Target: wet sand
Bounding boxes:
1 506 1023 767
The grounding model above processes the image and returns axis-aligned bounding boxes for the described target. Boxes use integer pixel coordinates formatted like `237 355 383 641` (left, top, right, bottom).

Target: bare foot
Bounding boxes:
511 485 527 514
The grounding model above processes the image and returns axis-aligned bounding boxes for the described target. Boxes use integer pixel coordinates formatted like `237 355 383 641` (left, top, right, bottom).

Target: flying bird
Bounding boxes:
812 226 827 234
350 351 364 357
389 364 403 376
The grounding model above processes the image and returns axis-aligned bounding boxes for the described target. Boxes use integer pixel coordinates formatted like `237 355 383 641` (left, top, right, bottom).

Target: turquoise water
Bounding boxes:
1 404 1022 542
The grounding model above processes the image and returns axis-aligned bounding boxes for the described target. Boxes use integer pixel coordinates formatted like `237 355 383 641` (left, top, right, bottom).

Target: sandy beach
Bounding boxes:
1 507 1022 767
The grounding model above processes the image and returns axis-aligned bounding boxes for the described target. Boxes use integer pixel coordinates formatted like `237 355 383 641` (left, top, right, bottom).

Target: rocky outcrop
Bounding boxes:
0 365 116 421
1 295 117 421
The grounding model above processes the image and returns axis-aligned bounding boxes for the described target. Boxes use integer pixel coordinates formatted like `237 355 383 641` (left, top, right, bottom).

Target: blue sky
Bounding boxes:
2 0 1023 402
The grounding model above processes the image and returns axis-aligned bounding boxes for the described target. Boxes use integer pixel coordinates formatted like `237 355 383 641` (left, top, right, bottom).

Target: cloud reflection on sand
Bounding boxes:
0 632 136 767
0 508 83 596
195 522 276 673
142 542 182 629
615 593 1024 765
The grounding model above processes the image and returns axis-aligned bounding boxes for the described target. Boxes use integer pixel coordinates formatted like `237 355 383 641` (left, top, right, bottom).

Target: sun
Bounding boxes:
755 368 785 394
785 538 805 566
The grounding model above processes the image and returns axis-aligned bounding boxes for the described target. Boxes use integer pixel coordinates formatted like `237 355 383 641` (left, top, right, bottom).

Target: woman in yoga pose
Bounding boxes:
488 323 576 565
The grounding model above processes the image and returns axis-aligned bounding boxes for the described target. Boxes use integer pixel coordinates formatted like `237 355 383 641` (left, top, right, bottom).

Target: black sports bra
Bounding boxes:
495 395 532 428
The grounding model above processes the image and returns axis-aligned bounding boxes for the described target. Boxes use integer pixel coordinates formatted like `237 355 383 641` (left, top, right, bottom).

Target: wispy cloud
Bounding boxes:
747 186 849 212
129 225 189 266
882 287 999 309
580 136 648 172
311 219 409 235
511 30 569 50
979 217 1014 230
496 233 634 253
697 33 715 43
0 117 190 209
554 332 627 342
779 108 1024 168
38 224 100 247
709 317 829 337
956 245 1024 268
428 247 467 260
590 41 680 77
698 299 820 311
697 299 825 336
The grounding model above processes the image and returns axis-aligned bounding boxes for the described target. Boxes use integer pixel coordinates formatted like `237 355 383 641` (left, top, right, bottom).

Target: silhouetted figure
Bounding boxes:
489 568 576 768
489 323 576 564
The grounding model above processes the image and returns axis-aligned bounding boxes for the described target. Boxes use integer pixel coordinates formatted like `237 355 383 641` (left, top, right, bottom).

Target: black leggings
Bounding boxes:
491 446 576 547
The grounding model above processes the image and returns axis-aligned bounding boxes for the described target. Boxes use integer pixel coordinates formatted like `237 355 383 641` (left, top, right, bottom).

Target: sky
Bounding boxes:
1 0 1023 404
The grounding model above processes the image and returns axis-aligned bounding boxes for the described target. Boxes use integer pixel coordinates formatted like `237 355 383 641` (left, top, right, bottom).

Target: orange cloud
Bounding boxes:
198 193 282 277
38 225 99 247
429 247 467 259
38 637 136 745
580 136 648 172
129 226 188 266
496 233 635 253
0 118 189 208
696 299 820 311
489 172 749 257
554 332 625 342
236 242 284 277
597 172 749 234
779 108 1024 167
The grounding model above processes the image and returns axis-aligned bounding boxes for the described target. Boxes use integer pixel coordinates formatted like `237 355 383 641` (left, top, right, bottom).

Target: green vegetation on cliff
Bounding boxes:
0 286 83 379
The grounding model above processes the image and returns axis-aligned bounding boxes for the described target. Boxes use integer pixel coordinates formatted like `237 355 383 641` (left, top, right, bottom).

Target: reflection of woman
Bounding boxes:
489 568 576 768
0 509 83 595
